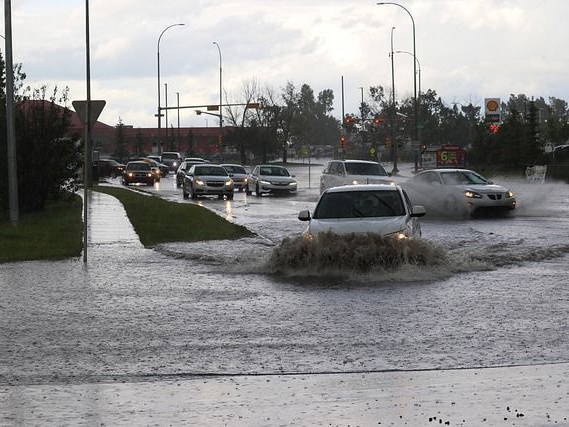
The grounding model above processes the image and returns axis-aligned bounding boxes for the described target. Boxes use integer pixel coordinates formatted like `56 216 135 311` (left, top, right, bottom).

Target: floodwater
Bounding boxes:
1 161 569 423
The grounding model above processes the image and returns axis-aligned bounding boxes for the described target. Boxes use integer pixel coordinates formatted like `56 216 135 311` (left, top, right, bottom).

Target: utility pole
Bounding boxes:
83 0 92 262
5 0 18 225
164 83 168 146
390 26 398 174
341 75 345 159
176 92 180 151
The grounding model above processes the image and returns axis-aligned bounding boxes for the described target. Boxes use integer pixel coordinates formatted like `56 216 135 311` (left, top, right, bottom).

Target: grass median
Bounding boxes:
94 185 253 246
0 194 83 263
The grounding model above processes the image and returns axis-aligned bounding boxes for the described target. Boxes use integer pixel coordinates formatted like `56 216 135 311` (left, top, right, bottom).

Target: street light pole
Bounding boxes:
164 82 168 145
4 0 18 226
390 26 398 175
213 41 223 156
395 50 421 97
396 50 422 171
176 92 180 151
377 2 417 150
157 23 184 153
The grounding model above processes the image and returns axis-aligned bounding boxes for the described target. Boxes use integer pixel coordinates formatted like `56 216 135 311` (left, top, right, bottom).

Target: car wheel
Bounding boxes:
227 193 234 200
255 183 261 197
218 194 224 200
122 180 128 186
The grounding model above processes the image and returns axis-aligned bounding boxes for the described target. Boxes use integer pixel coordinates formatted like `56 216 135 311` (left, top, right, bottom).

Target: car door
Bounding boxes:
337 162 348 186
248 167 259 191
320 162 333 192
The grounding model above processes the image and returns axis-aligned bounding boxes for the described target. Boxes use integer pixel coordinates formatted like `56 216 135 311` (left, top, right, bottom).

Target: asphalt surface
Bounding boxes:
2 160 569 425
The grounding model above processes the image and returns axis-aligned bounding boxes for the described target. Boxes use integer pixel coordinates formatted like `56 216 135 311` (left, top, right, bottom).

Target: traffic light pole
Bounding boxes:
5 0 18 226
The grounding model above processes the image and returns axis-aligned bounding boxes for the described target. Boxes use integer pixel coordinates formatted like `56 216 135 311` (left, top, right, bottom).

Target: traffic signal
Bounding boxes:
340 135 346 148
489 124 501 134
344 115 358 125
373 116 383 125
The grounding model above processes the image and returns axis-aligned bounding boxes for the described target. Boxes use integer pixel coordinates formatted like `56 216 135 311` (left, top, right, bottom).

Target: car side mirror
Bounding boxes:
291 174 296 178
487 180 494 184
298 210 311 221
387 172 392 176
411 205 426 217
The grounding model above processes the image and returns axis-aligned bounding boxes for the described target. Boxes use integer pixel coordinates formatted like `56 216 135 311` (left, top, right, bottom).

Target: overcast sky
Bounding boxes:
7 0 569 128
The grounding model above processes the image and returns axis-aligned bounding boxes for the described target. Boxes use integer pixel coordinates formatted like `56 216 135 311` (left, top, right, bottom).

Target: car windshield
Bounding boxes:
259 166 290 176
314 190 405 219
126 163 150 171
223 165 246 174
345 162 388 176
195 166 228 176
161 153 179 160
440 171 488 185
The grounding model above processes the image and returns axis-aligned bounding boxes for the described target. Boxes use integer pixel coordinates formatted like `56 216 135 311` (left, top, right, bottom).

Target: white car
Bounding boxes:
246 165 297 196
298 184 426 239
404 168 516 215
320 160 393 194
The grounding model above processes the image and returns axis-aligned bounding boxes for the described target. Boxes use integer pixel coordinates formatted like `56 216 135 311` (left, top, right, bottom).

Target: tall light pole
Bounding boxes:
164 82 168 145
83 0 92 262
212 41 223 155
157 23 184 153
377 2 417 149
176 92 180 151
395 50 421 97
4 0 18 225
390 26 398 174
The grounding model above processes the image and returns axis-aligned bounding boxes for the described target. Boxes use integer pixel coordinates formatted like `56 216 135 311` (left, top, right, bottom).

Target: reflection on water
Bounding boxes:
224 200 233 221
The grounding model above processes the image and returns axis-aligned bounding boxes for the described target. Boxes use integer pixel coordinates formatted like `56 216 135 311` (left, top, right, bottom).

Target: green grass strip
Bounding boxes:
94 186 253 247
0 195 83 263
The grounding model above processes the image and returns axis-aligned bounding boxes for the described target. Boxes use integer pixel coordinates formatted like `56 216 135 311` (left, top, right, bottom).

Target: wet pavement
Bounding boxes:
2 161 569 424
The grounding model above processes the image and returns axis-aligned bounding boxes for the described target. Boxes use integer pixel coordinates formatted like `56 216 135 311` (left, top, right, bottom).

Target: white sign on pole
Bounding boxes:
72 100 106 125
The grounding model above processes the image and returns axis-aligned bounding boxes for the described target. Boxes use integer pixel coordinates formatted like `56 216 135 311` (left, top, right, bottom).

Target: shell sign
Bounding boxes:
484 98 501 122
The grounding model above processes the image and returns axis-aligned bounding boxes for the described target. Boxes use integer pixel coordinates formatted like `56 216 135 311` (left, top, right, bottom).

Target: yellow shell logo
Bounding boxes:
487 100 499 112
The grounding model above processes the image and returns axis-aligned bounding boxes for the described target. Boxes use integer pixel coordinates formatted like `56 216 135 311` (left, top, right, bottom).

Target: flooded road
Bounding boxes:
1 162 569 423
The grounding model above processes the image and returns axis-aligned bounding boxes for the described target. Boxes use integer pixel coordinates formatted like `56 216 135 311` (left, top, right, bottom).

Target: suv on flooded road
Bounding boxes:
320 160 392 193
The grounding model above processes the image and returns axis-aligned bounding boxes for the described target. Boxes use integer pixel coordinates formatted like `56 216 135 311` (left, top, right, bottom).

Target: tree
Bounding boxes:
113 118 128 162
0 55 81 213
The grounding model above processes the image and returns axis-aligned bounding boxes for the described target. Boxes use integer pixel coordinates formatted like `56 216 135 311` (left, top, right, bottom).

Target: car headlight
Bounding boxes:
506 191 514 198
352 180 359 185
173 162 178 167
147 173 152 177
464 191 482 199
195 179 204 186
303 231 314 241
387 230 408 240
260 180 271 185
289 182 297 186
225 179 233 186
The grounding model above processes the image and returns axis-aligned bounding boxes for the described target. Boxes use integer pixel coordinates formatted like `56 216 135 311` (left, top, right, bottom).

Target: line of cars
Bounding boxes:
179 161 298 200
297 159 518 240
